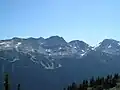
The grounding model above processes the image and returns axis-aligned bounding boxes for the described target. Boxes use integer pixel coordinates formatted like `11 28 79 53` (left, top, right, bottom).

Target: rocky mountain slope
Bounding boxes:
0 36 92 69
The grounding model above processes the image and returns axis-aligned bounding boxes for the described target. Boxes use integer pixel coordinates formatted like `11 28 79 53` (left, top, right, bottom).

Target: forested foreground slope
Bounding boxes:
64 73 120 90
3 73 120 90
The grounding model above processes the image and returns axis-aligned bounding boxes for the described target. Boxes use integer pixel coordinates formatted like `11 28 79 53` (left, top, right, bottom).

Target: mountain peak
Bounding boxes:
46 36 65 40
102 39 119 43
69 40 89 48
93 38 120 55
69 40 88 44
38 37 45 40
12 37 22 40
44 36 67 46
100 39 120 46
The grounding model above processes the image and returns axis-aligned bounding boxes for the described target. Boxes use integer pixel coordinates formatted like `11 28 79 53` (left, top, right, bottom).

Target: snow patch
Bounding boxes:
0 42 7 45
31 49 35 52
5 44 10 47
31 58 39 64
15 42 22 51
81 53 85 56
108 45 112 48
56 64 62 68
0 41 12 45
81 52 87 57
118 42 120 46
46 49 51 52
74 47 77 49
9 58 19 63
17 42 21 46
69 45 72 47
48 54 51 56
47 62 54 69
87 48 89 50
82 50 85 52
40 61 55 69
27 53 39 64
91 47 95 50
59 47 62 50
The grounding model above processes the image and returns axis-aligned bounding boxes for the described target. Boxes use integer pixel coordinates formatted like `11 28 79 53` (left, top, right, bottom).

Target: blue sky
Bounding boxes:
0 0 120 46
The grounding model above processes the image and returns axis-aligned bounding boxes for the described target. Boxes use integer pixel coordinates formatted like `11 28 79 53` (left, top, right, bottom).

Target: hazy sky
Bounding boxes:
0 0 120 46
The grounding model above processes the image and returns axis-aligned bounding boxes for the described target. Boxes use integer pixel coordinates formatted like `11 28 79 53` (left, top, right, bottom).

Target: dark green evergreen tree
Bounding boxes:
114 73 119 80
4 73 10 90
17 84 20 90
85 80 88 87
90 77 95 87
101 77 104 86
78 84 83 90
67 85 72 90
71 82 77 90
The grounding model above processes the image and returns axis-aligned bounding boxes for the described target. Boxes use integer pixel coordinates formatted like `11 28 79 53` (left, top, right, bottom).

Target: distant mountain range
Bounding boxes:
0 36 120 90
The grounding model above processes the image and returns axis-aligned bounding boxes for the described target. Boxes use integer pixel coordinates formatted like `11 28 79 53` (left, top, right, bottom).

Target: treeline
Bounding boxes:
64 73 119 90
4 73 20 90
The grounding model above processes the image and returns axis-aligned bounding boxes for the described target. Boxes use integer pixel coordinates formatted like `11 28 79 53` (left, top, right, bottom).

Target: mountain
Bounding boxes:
94 39 120 55
0 36 120 90
0 36 92 70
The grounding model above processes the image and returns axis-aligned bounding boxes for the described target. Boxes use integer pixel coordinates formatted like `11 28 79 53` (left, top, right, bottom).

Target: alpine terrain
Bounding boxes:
0 36 120 90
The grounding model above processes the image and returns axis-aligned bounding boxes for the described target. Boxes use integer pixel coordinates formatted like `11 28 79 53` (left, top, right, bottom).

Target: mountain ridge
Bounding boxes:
0 36 120 70
1 36 119 46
